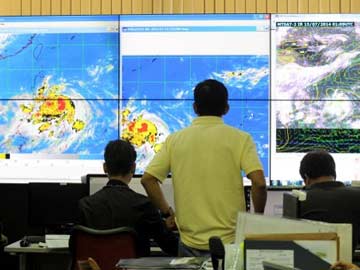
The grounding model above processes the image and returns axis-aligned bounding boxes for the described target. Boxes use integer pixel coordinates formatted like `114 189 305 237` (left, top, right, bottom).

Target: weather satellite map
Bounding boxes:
274 24 360 153
121 55 269 175
0 32 119 157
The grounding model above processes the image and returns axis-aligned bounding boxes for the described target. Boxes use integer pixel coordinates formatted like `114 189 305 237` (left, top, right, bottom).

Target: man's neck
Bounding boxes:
108 174 132 185
308 176 335 186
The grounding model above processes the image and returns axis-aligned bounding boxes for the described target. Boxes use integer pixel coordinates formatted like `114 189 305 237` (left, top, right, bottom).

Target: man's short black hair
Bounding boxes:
194 79 228 116
299 150 336 180
104 139 137 176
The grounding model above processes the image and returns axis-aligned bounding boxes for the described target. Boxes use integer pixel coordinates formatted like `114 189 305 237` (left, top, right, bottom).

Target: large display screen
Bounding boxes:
0 16 119 182
0 14 270 183
271 14 360 186
119 14 270 182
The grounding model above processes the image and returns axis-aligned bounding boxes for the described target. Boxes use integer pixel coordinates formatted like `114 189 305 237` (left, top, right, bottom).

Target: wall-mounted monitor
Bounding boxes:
270 14 360 186
0 15 119 182
119 14 270 183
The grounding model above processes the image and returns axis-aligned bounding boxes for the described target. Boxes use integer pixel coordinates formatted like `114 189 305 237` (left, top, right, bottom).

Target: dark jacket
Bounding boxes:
78 179 178 256
300 181 360 251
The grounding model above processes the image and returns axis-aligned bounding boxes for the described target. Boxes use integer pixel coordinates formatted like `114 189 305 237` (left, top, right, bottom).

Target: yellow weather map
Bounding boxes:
20 77 85 137
121 108 162 153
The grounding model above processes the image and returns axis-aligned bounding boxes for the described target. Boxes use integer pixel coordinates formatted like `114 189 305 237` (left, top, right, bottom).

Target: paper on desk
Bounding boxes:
246 249 294 270
294 240 337 264
170 257 201 265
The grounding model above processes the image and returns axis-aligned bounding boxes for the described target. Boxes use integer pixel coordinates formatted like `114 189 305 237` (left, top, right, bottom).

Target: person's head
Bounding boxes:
299 150 336 186
103 139 137 178
193 79 229 116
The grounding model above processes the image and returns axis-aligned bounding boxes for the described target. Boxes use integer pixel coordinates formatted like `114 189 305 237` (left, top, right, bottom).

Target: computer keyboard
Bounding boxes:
23 235 45 243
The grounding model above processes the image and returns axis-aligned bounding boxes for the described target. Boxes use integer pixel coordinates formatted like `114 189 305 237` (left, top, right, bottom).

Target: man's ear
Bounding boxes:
304 174 310 186
131 162 136 174
223 103 229 115
193 102 199 115
103 163 108 174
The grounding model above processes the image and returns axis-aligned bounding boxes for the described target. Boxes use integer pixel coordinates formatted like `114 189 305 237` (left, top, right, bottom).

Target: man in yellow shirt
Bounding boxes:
141 79 267 256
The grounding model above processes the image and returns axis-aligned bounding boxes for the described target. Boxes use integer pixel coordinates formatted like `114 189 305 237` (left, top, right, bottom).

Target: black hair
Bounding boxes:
104 139 137 176
299 150 336 180
194 79 228 116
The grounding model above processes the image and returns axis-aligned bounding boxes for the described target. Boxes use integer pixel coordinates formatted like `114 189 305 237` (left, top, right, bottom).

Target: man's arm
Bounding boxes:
141 201 178 256
141 172 173 217
247 170 267 213
141 173 176 230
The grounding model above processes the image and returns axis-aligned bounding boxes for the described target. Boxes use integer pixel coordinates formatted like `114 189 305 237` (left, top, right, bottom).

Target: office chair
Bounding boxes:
77 257 101 270
282 192 300 219
70 225 138 270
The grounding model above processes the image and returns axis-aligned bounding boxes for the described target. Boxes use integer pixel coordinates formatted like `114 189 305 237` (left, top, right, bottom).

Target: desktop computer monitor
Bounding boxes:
247 187 302 217
84 174 175 210
28 183 89 231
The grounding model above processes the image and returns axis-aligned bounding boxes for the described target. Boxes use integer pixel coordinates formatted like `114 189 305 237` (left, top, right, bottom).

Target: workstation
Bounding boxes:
2 177 359 270
0 178 291 268
1 0 360 270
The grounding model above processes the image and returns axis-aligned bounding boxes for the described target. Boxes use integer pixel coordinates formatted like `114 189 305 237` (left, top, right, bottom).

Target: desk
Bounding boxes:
5 239 166 270
4 240 71 270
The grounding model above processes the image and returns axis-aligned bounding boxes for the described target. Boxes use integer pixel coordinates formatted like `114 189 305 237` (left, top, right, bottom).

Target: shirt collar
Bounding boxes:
191 116 224 126
305 181 345 190
106 179 128 187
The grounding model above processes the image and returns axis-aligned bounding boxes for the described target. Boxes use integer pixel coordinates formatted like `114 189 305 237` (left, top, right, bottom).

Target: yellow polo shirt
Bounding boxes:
145 116 263 250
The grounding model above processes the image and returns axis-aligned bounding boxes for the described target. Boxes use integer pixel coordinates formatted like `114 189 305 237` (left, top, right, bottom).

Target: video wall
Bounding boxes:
0 14 358 185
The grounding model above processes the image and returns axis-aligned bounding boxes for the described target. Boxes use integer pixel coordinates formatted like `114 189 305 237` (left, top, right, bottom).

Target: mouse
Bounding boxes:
20 238 30 247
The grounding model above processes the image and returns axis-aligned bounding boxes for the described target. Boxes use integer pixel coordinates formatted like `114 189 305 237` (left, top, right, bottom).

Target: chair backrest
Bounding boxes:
70 225 138 270
282 192 300 219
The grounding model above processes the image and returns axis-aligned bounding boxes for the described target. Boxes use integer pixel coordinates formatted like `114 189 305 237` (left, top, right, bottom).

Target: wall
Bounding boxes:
0 0 359 16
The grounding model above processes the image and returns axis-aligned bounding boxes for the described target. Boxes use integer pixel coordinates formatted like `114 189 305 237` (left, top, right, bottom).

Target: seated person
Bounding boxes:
299 150 360 253
78 139 178 256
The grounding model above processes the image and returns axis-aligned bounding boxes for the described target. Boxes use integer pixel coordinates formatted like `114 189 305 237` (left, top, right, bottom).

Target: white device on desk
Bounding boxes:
45 234 70 248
